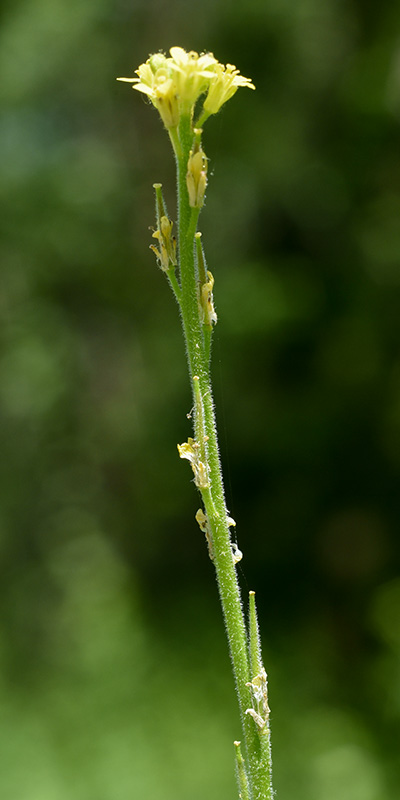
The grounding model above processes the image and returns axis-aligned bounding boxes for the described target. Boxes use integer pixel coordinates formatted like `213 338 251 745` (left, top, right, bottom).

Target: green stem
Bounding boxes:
203 326 212 372
176 114 263 797
168 125 182 159
166 267 182 305
234 741 251 800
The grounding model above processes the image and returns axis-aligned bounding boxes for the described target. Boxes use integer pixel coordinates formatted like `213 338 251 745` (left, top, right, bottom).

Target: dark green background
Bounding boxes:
1 0 400 798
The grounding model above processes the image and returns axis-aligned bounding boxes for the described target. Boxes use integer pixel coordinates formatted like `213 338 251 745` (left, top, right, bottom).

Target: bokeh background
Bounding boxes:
1 0 400 798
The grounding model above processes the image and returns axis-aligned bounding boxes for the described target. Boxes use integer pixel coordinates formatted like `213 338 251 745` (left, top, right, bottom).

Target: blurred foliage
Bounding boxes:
1 0 400 798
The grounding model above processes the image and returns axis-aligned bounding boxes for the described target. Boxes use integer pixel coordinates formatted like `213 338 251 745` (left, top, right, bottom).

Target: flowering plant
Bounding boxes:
118 47 273 800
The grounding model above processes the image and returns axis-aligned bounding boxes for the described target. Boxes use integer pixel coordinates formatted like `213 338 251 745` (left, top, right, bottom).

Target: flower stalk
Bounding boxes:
118 47 272 800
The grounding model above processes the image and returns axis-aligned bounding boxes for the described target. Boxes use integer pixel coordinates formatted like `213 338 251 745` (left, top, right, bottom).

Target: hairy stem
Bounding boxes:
175 114 268 798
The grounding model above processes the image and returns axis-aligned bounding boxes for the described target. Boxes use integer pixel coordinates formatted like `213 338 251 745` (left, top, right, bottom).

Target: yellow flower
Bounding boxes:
117 54 180 129
167 46 217 110
203 62 255 116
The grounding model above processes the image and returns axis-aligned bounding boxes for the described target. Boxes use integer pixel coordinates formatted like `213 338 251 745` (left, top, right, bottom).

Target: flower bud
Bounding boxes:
186 143 207 208
199 270 217 326
154 78 180 129
149 53 167 73
150 215 177 271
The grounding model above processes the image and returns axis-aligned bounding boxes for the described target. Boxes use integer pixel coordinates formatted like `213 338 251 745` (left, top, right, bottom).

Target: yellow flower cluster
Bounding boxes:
117 46 255 130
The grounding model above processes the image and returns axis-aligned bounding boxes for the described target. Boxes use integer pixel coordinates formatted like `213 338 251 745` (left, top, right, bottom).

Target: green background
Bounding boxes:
1 0 400 798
